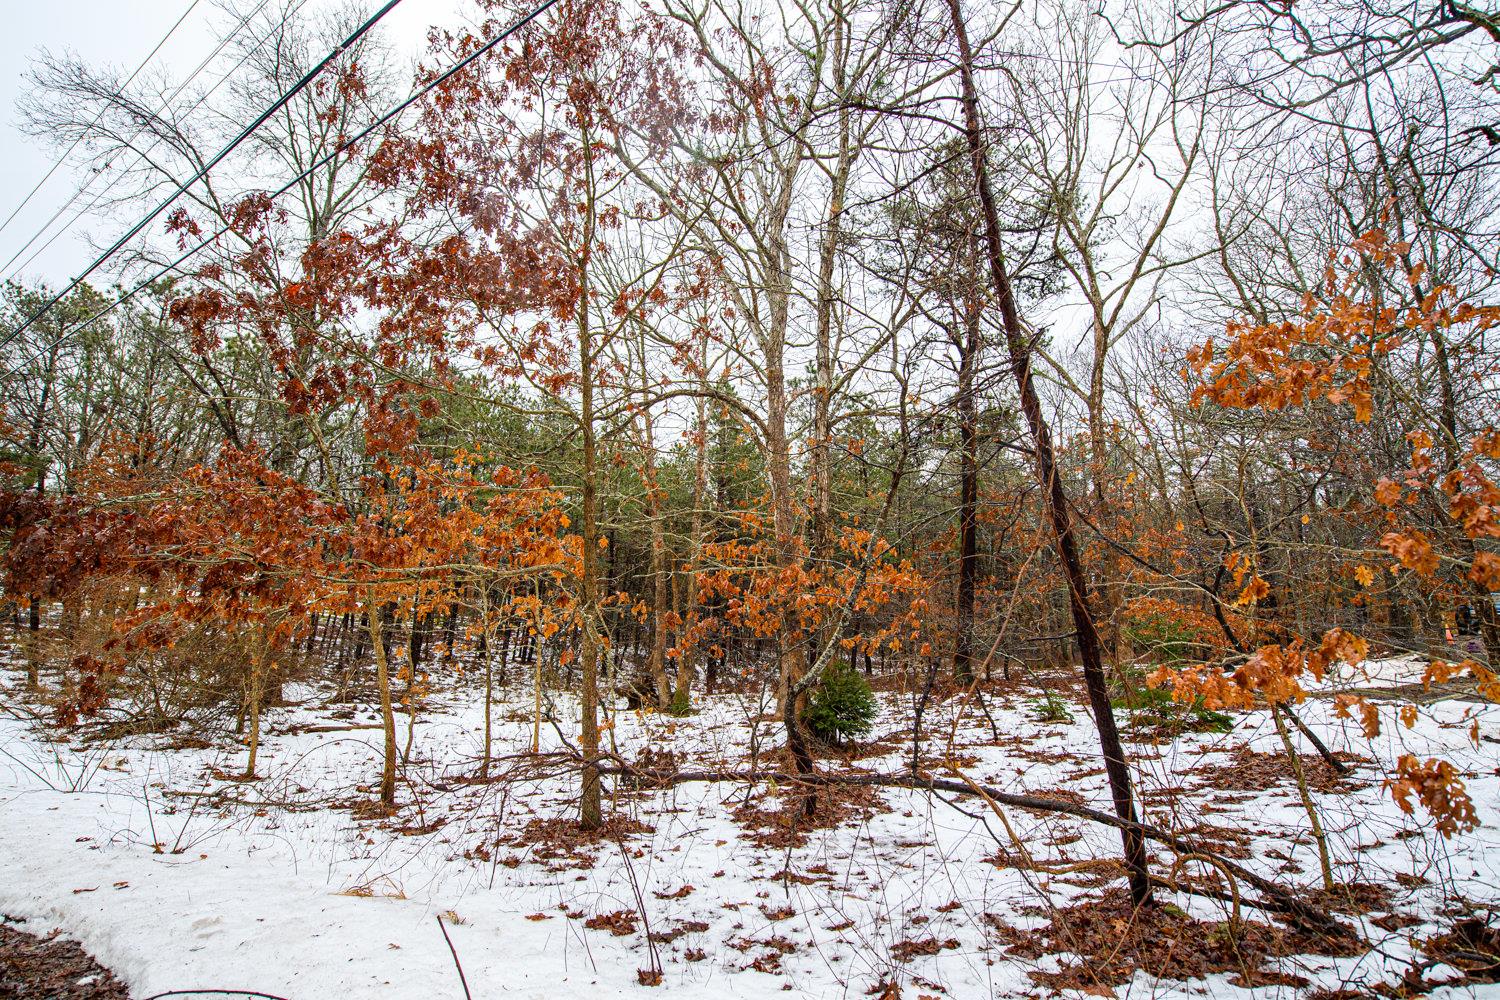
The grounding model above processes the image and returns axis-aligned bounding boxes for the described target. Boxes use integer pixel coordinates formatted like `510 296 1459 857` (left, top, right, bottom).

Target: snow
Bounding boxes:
0 664 1497 999
1315 655 1432 691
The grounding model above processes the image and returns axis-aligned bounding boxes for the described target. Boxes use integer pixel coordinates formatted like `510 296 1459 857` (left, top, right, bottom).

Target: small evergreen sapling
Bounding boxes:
667 686 693 717
806 661 878 744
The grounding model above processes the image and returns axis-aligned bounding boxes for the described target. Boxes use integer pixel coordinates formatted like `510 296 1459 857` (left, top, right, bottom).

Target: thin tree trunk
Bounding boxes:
367 600 398 808
648 510 672 710
25 600 40 691
675 390 710 704
576 126 603 829
954 301 981 681
945 0 1151 904
244 628 267 780
1272 702 1335 890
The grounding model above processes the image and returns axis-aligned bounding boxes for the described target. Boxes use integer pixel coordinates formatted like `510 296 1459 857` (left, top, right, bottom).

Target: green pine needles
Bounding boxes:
806 661 878 744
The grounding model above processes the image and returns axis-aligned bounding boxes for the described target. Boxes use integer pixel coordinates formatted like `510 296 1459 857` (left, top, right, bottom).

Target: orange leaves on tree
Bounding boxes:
1148 628 1367 712
1422 658 1500 703
1387 755 1479 837
1332 693 1383 739
1234 575 1271 607
694 505 929 661
1380 529 1440 576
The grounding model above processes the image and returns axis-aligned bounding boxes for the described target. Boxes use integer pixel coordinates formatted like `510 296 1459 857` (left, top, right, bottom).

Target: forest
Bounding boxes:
0 0 1498 996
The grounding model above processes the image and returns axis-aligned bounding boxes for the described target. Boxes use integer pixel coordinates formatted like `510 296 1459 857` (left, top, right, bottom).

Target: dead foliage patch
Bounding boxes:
621 745 680 791
1169 821 1257 859
729 932 799 974
348 797 399 820
764 865 835 885
649 919 709 945
1189 745 1367 794
993 887 1361 991
0 919 129 1000
1018 786 1089 813
890 937 960 962
820 733 906 762
981 849 1125 890
731 781 887 849
584 909 639 936
508 815 653 869
1305 881 1393 916
1306 915 1500 998
1423 914 1500 984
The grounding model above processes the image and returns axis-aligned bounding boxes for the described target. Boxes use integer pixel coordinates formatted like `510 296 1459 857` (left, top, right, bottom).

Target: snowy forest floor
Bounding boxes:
0 658 1497 999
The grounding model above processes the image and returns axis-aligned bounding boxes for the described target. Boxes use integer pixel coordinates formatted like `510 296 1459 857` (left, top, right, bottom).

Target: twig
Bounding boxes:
612 830 663 985
436 914 473 1000
1169 851 1242 929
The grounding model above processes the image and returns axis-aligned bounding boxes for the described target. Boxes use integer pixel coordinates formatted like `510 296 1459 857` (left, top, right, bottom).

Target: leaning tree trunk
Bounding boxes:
945 0 1151 904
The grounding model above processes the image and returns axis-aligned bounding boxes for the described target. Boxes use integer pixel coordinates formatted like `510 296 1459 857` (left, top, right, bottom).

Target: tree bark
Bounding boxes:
367 599 398 808
945 0 1151 904
243 627 267 780
576 127 603 829
954 301 981 681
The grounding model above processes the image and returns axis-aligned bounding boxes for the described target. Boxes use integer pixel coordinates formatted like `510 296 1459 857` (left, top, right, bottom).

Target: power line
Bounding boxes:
1 0 282 283
2 0 562 380
3 0 405 348
0 0 205 241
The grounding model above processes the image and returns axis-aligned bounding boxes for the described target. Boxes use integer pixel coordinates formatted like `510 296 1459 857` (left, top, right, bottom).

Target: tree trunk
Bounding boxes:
367 600 398 808
945 0 1151 904
675 390 710 704
244 629 267 780
480 591 494 780
576 131 603 829
1272 702 1335 890
25 600 40 691
954 300 981 681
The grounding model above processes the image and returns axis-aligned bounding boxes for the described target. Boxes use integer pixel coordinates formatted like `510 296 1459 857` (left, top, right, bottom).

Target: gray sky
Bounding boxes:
0 0 458 290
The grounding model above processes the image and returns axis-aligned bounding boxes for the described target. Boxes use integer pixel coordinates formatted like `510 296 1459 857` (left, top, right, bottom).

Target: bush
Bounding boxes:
805 661 877 744
1028 691 1075 725
1113 676 1233 736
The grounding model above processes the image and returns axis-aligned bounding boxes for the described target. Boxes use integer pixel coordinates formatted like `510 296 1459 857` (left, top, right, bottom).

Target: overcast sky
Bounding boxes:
0 0 460 290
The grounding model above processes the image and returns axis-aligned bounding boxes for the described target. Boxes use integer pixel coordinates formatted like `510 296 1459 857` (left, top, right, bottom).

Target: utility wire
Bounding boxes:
1 0 281 283
2 0 405 348
0 0 205 240
2 0 563 382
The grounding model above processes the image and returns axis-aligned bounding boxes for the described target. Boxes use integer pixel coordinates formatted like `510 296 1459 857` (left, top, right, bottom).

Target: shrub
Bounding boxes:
1113 675 1233 736
1028 691 1075 725
806 661 877 744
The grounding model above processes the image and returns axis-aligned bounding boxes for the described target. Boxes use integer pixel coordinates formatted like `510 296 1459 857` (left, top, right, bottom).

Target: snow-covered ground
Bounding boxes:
1312 655 1435 692
0 666 1496 999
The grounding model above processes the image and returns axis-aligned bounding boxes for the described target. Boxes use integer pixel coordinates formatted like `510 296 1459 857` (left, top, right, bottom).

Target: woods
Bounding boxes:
0 0 1497 996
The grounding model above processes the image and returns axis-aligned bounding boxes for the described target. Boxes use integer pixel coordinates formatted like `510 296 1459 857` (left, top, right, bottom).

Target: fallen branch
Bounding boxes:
1282 702 1350 775
595 758 1350 936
